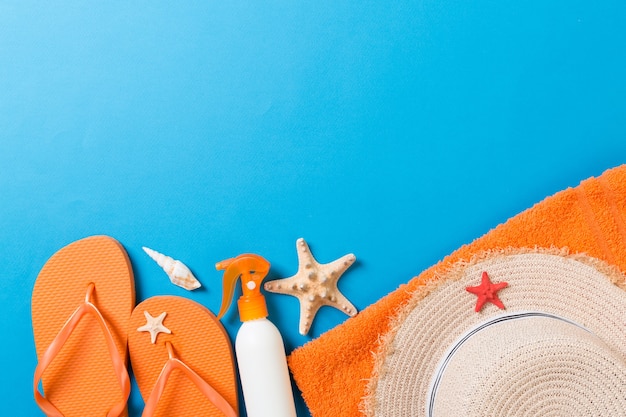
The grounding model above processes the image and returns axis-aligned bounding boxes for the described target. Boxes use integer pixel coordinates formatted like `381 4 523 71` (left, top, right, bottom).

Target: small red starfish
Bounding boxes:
466 271 508 312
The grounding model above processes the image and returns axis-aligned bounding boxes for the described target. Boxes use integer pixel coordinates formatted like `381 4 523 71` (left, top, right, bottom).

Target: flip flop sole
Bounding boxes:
32 236 135 417
128 296 238 417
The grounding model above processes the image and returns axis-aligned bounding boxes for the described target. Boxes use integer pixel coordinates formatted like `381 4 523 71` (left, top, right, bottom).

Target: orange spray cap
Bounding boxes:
216 254 271 322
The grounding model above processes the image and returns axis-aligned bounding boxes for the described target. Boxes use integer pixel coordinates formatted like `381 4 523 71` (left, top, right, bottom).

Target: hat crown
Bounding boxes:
431 314 626 416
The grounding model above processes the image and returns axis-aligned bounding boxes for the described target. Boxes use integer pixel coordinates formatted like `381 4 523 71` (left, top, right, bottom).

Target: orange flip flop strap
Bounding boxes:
143 344 237 417
33 300 131 417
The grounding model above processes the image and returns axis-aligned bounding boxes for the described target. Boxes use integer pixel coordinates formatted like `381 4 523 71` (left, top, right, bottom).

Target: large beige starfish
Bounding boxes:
264 238 358 335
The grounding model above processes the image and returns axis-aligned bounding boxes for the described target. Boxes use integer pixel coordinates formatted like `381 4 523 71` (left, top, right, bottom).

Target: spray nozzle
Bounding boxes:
216 254 271 322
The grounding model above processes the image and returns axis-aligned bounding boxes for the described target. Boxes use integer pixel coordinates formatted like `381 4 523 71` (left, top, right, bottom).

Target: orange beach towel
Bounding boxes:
287 164 626 417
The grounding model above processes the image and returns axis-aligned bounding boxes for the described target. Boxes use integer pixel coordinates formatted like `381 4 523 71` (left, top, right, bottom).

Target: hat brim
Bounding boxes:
366 249 626 416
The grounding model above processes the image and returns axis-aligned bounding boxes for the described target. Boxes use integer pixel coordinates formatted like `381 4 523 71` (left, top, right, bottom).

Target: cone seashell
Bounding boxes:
142 247 201 291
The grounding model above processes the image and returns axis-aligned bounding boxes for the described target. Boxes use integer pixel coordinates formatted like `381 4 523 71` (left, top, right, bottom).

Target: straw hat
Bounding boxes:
365 249 626 416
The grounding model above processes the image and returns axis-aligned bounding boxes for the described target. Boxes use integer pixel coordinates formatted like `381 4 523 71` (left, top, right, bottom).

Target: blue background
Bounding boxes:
2 1 625 416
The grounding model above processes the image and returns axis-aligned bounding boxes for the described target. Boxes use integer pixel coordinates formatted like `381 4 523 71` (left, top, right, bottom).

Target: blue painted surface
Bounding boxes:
2 1 625 415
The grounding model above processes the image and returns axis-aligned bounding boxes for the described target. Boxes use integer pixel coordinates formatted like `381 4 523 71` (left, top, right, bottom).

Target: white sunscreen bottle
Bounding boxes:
216 254 297 417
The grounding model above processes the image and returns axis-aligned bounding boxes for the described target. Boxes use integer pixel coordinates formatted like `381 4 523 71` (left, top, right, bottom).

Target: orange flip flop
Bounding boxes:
128 296 238 417
32 236 135 417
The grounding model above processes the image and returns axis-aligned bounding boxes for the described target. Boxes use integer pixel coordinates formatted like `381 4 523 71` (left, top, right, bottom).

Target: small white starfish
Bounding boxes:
264 238 358 335
137 311 171 344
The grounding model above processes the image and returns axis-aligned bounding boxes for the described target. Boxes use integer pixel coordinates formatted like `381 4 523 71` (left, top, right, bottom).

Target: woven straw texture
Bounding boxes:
127 296 238 417
367 251 626 417
32 236 135 417
433 315 626 416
